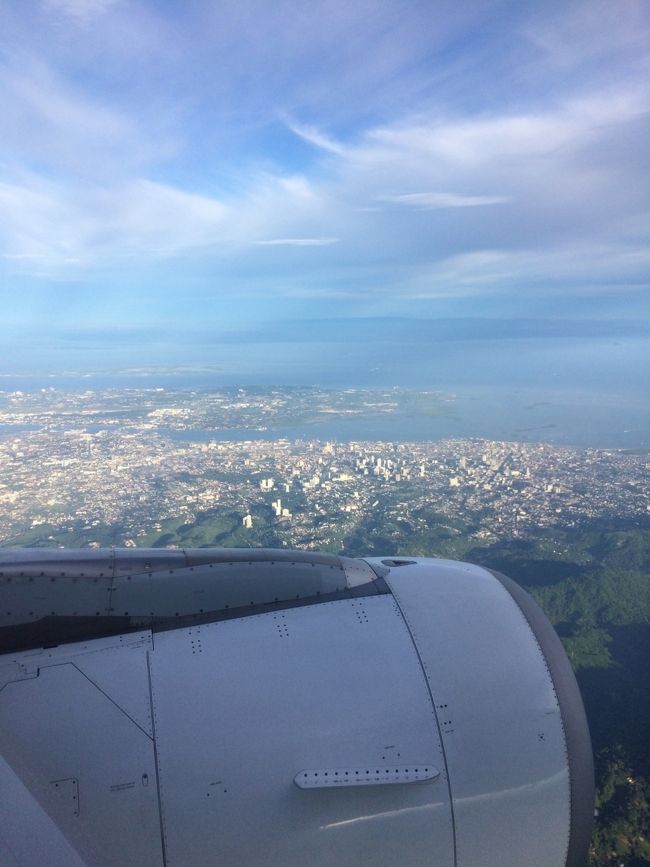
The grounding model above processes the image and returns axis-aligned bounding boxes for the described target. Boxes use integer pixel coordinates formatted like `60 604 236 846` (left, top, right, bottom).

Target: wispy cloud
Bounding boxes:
1 252 46 261
42 0 119 21
0 176 229 266
402 243 650 300
0 53 172 179
379 192 511 209
285 120 346 155
253 238 339 247
0 0 647 324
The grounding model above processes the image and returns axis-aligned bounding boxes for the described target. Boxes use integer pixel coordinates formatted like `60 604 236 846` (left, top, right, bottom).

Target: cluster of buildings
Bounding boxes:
0 418 647 549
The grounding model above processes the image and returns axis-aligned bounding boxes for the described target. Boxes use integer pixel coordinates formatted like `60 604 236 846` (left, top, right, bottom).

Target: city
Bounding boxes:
0 386 647 552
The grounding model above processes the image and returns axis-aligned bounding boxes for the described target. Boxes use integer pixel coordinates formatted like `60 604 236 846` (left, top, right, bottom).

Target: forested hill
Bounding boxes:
481 527 650 867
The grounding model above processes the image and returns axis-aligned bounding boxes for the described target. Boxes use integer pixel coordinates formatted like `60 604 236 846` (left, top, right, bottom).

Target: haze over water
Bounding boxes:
1 332 647 450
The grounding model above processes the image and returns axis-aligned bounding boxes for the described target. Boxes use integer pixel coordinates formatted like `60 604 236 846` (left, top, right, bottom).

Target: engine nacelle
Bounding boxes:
0 549 593 866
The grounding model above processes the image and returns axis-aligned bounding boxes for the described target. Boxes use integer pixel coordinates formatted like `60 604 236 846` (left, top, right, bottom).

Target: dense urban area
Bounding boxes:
0 386 647 551
0 385 649 865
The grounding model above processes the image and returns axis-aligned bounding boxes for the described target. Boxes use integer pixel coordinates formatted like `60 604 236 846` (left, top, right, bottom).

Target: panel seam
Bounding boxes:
387 581 458 867
146 643 168 867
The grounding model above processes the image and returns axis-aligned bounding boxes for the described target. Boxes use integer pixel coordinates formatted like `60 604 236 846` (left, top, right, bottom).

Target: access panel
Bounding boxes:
149 595 454 867
0 634 163 867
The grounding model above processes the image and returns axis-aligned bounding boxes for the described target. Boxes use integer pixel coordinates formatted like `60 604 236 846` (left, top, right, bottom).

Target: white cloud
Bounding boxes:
0 163 342 270
0 176 230 266
285 120 346 155
0 178 82 265
0 54 172 179
0 0 648 308
92 180 229 255
401 243 650 299
379 192 511 209
358 88 649 168
42 0 120 22
1 252 46 261
1 76 647 293
253 238 339 247
521 0 650 75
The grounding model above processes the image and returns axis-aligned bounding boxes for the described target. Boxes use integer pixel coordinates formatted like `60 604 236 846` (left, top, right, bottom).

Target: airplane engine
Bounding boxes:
0 548 593 867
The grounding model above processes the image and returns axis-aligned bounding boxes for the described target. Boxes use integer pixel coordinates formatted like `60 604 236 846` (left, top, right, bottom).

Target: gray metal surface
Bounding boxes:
0 546 356 577
488 568 594 867
371 557 572 867
0 754 88 867
149 595 455 867
0 548 379 637
0 633 163 867
294 766 440 788
109 560 351 617
0 550 590 866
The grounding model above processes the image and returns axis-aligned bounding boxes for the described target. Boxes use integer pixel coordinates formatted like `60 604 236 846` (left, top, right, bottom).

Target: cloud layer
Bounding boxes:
0 0 648 327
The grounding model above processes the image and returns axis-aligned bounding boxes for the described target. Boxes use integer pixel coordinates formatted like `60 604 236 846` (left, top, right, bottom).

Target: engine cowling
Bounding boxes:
0 549 593 866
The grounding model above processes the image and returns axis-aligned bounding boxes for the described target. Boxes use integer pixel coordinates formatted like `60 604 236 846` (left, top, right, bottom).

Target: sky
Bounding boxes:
0 0 649 380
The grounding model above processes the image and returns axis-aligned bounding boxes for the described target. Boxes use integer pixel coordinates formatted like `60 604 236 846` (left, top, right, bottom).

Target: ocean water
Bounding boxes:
0 336 647 449
151 385 648 449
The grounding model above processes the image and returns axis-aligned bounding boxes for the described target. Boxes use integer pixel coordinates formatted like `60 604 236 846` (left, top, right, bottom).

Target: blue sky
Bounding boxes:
0 0 649 373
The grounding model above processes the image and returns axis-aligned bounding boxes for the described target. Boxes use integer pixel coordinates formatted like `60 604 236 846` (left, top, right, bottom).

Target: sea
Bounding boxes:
0 336 648 450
